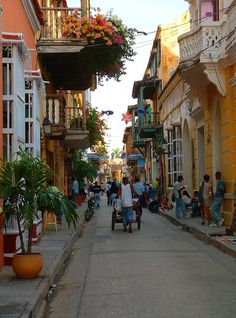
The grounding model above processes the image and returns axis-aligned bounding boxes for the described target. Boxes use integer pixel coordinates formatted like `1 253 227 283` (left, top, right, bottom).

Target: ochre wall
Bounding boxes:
2 0 37 66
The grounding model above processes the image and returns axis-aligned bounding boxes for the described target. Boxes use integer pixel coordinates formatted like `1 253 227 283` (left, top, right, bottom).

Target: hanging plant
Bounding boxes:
86 107 108 148
62 10 136 84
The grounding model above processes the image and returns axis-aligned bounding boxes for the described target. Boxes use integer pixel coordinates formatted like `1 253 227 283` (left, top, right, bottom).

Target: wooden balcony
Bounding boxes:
46 95 89 149
132 127 146 148
37 7 92 90
139 112 160 138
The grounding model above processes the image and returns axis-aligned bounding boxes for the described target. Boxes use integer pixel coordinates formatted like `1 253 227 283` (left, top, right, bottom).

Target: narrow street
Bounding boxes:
45 197 236 318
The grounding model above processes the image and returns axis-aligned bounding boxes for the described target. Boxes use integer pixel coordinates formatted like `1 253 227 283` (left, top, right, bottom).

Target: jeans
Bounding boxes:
211 197 223 224
111 193 117 205
151 188 157 201
94 193 100 206
175 197 186 218
122 206 133 226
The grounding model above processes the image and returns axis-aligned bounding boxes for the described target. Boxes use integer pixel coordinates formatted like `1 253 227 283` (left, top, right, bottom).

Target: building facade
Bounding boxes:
178 0 236 226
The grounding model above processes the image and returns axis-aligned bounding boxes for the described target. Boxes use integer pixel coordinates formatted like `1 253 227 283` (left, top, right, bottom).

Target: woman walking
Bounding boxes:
200 174 213 225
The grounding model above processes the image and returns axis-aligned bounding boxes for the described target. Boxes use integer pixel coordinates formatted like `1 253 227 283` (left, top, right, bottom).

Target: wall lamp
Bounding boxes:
42 117 52 137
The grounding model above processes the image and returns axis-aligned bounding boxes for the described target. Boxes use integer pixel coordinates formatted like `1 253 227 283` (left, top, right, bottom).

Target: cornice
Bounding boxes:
158 70 181 103
22 0 41 33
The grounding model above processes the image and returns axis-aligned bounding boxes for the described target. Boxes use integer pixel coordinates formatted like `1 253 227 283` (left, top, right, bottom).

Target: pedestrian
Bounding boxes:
173 175 186 218
209 171 225 227
182 190 192 209
104 181 112 205
91 181 102 208
133 177 145 207
150 178 158 201
190 191 200 217
118 176 134 233
71 177 79 203
110 179 119 206
200 174 213 225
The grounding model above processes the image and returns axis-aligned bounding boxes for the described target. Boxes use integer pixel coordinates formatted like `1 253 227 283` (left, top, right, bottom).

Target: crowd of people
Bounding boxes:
70 170 226 230
173 172 225 227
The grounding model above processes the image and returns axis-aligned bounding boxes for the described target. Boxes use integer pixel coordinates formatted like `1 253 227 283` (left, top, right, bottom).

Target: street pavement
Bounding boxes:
1 198 236 317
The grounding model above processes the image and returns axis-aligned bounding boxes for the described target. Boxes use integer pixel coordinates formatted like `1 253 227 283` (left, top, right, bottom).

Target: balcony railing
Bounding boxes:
41 7 82 39
179 3 236 65
45 95 86 135
178 21 224 62
132 127 146 148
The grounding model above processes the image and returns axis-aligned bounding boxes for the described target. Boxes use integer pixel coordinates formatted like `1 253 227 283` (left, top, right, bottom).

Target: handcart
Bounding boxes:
111 197 141 231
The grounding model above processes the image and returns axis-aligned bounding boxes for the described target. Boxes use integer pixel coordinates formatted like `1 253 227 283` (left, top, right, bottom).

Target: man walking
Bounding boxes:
118 177 134 233
210 171 225 226
173 175 186 218
92 181 102 208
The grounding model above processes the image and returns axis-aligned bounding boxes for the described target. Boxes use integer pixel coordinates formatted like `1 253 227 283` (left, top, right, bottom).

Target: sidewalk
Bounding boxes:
1 203 236 318
157 208 236 259
0 203 87 318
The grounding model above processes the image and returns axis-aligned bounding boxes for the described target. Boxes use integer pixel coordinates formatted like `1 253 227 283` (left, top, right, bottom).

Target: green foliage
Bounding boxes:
72 153 97 181
0 149 79 254
86 107 108 148
111 148 122 158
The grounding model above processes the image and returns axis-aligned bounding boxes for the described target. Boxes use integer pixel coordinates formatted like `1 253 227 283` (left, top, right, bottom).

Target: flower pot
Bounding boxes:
0 214 5 231
12 253 43 279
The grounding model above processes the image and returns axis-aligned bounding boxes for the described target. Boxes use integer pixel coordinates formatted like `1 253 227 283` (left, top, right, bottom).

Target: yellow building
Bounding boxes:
128 12 189 183
178 0 236 226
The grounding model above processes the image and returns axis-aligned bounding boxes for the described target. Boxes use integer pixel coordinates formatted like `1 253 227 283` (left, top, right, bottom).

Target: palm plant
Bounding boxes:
0 149 78 255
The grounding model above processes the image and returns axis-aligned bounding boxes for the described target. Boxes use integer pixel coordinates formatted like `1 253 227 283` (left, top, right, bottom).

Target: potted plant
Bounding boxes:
0 149 78 278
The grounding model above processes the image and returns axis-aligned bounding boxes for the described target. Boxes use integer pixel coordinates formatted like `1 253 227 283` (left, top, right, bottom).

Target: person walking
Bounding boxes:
110 179 119 206
133 177 145 207
71 177 79 203
210 171 225 227
91 181 102 208
200 174 213 225
104 181 112 205
173 175 186 218
118 176 134 233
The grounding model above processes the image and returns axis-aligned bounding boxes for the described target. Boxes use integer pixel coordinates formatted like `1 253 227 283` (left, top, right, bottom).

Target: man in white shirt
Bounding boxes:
118 177 134 233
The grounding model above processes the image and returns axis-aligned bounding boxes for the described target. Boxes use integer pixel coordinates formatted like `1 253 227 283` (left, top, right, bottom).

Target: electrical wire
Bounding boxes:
134 2 236 36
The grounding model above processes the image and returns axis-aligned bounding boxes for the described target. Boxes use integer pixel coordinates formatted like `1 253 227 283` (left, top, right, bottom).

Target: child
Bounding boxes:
182 190 192 209
191 191 200 217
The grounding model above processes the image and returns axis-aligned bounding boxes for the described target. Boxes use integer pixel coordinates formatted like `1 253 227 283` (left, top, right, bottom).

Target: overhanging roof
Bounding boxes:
132 77 161 99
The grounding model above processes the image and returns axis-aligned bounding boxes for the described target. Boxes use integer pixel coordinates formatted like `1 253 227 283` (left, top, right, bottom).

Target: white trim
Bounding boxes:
22 0 41 33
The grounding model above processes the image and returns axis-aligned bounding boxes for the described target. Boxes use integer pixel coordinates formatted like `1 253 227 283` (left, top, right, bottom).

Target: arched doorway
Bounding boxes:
183 119 193 194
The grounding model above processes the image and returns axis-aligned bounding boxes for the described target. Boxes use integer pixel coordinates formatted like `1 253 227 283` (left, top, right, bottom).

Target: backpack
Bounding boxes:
171 192 175 202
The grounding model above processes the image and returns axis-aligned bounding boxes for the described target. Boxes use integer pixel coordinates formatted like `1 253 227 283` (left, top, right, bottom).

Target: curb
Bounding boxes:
158 210 236 260
23 207 86 318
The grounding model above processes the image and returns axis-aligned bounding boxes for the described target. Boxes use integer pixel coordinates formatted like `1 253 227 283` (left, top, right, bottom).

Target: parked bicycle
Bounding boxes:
84 192 95 222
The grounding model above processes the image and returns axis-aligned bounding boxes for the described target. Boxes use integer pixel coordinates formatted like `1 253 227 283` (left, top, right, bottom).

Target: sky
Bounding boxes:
67 0 188 153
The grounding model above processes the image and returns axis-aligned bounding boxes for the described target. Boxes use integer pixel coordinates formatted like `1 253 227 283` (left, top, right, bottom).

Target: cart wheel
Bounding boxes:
84 209 89 222
111 212 116 231
137 218 141 229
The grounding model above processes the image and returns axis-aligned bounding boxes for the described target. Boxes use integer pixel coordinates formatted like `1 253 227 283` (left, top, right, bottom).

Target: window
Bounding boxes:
167 125 183 187
200 0 219 21
25 84 34 154
2 45 14 161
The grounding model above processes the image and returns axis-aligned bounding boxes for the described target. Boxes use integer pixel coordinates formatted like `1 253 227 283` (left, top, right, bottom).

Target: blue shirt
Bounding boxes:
133 182 144 195
215 179 225 198
72 179 79 195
